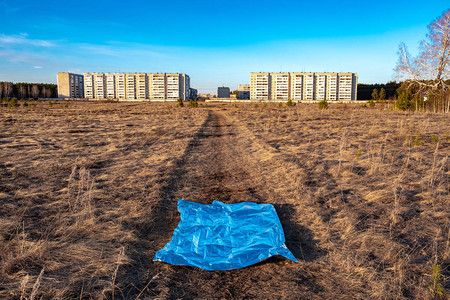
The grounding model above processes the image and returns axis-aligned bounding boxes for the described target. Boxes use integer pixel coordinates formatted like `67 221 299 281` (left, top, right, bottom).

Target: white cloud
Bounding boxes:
0 33 55 47
33 66 42 69
0 1 21 13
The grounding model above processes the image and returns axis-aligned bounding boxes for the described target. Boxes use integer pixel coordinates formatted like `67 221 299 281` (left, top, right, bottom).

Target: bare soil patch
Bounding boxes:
0 101 448 299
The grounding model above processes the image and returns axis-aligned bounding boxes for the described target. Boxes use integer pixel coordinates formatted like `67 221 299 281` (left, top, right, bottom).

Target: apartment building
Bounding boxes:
327 73 338 101
250 72 270 100
105 73 116 99
290 73 303 101
271 73 290 101
57 72 84 98
61 72 190 100
94 73 106 99
303 73 315 101
166 73 181 100
115 73 126 100
84 74 94 99
125 74 136 100
238 84 250 92
338 73 357 101
149 73 166 100
218 87 230 98
250 72 357 101
314 73 327 101
180 74 190 100
136 73 148 100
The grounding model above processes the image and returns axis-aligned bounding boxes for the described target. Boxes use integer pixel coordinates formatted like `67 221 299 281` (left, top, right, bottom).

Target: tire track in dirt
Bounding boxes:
131 107 335 299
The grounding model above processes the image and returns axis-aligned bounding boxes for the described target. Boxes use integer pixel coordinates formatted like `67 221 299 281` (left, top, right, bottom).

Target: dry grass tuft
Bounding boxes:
0 101 448 298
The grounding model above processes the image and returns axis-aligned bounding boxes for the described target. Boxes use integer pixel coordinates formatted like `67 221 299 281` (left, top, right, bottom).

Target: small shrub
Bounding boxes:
8 98 19 107
48 101 53 107
429 265 445 297
413 134 423 146
356 149 362 158
286 99 294 106
177 97 184 107
189 98 198 107
254 103 259 108
318 99 329 110
278 102 283 108
368 99 376 107
431 134 439 144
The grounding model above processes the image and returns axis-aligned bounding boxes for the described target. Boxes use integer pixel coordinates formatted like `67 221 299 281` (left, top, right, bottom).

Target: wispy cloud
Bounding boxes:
0 33 55 47
0 1 21 13
33 66 42 69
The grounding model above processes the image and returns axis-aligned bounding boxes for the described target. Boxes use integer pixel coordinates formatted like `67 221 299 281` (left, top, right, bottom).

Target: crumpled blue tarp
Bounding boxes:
153 199 298 270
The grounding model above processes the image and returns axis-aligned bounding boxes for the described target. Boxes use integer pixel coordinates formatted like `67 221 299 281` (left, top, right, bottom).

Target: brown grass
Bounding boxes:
0 100 448 299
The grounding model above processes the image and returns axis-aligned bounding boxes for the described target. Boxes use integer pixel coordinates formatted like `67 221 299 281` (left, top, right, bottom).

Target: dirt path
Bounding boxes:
122 106 344 299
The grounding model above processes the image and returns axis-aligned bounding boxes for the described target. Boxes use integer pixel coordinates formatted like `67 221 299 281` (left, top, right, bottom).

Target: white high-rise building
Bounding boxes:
136 73 148 100
73 72 191 100
115 73 126 100
250 72 270 100
314 73 327 101
250 72 357 101
290 73 303 101
84 74 94 99
327 73 338 101
105 73 116 99
126 74 136 100
338 73 357 101
166 73 180 100
303 73 314 101
149 73 166 100
271 73 290 101
94 73 105 99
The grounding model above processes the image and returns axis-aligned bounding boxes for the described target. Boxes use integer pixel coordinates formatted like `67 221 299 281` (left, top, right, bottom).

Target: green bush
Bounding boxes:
177 97 184 107
8 98 19 107
413 134 423 146
189 98 198 107
278 102 283 108
318 99 329 110
429 265 444 297
368 99 376 107
286 99 294 106
431 134 439 144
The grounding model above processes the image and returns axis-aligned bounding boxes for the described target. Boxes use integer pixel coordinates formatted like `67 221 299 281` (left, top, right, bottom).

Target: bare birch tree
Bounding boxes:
4 82 13 98
42 87 51 98
395 9 449 92
18 85 26 98
31 85 40 99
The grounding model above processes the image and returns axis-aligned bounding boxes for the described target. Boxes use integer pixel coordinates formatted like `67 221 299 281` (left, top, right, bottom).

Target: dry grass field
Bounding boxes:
0 101 448 299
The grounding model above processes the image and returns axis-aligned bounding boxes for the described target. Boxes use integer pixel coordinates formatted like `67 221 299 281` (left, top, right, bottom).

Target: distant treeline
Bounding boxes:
357 82 401 100
0 82 57 99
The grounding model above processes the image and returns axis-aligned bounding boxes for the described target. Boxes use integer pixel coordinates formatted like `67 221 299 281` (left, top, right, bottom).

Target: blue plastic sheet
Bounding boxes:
153 199 298 270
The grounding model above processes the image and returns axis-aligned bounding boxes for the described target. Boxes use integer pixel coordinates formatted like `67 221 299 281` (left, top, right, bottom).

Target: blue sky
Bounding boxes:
0 0 448 93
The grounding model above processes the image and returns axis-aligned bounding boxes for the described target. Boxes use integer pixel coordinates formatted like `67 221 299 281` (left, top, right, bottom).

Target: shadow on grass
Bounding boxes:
274 203 326 262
